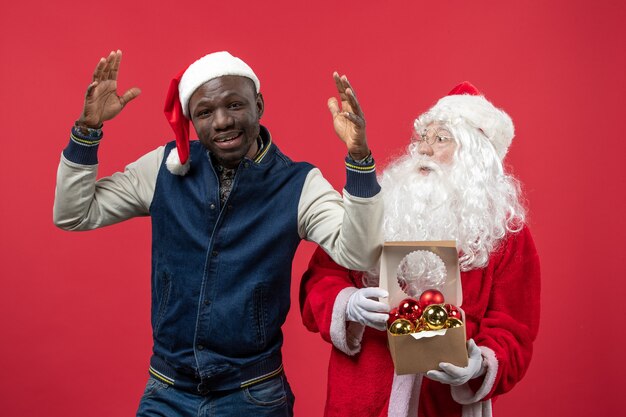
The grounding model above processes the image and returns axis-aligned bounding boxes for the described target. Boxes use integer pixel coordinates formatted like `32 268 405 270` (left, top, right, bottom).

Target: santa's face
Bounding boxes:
411 123 457 175
381 119 524 271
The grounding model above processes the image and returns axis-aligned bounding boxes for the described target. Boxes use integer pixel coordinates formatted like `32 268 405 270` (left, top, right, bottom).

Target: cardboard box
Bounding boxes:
380 241 468 374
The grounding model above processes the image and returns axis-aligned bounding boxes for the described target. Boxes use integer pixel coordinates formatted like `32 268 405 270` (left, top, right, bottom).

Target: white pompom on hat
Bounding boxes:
163 51 260 175
419 82 514 160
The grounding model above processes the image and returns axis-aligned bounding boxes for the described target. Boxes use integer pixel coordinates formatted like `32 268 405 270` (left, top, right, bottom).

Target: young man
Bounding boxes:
54 50 383 416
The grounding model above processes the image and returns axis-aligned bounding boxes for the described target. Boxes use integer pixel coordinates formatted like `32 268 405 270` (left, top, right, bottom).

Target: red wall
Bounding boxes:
1 1 624 415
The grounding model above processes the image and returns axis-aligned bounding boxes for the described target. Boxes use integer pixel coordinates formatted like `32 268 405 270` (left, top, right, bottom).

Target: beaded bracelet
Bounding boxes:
73 120 103 139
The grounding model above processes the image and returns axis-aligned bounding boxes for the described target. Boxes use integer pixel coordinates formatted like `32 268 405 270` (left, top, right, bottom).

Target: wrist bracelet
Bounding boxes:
348 151 373 164
74 120 103 138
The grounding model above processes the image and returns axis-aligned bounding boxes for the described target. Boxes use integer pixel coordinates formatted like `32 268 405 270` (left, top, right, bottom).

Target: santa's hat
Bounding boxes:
418 81 514 160
163 51 260 175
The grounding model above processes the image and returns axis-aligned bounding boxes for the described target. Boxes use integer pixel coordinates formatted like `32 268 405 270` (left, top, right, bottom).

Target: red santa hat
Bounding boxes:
419 81 514 160
163 51 260 175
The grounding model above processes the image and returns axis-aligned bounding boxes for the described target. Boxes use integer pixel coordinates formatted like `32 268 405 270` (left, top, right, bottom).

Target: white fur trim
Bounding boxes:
420 94 514 160
179 51 260 118
451 346 498 404
330 287 365 355
388 373 422 417
462 400 493 417
165 148 191 176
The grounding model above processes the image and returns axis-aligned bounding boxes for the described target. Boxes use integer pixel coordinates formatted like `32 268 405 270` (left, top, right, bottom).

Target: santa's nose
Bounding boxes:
417 140 434 156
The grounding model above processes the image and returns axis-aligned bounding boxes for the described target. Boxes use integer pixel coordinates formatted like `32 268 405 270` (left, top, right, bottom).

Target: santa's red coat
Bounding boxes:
299 226 540 417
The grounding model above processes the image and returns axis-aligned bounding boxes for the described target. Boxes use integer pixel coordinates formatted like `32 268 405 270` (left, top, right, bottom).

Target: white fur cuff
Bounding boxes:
330 287 365 355
451 346 498 404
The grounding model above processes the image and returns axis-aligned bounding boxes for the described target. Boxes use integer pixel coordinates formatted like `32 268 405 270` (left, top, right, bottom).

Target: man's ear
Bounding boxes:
256 93 264 119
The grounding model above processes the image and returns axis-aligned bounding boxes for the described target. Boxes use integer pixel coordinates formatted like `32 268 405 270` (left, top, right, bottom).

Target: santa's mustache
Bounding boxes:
410 155 444 175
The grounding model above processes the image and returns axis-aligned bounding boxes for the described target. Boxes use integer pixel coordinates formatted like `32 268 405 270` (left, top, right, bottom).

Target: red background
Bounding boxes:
1 1 625 415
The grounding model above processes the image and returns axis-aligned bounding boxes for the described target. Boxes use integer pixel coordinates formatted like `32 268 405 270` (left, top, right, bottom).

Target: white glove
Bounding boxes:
425 339 486 386
346 287 390 331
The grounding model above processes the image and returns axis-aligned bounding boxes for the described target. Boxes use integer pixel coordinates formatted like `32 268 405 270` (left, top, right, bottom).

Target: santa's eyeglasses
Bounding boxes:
412 128 455 147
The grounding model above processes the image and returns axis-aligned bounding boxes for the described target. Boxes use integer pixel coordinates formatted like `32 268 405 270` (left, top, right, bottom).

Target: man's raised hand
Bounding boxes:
328 72 369 161
77 50 141 128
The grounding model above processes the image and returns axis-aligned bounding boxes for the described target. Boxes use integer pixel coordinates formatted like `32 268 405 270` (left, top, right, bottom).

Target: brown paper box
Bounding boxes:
387 326 468 374
380 241 469 374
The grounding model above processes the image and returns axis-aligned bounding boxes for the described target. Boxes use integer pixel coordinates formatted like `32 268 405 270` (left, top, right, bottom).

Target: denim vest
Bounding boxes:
148 128 313 393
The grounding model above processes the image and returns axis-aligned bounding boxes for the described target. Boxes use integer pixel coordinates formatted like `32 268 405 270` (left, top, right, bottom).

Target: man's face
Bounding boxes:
413 122 457 175
189 75 264 168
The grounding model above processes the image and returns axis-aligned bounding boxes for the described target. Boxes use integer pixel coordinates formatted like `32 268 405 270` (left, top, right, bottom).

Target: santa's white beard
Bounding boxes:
381 154 459 243
380 151 523 271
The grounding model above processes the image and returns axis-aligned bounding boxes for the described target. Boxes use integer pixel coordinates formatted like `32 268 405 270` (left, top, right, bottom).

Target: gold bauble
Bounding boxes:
415 317 429 333
389 318 414 335
422 304 448 330
445 317 464 328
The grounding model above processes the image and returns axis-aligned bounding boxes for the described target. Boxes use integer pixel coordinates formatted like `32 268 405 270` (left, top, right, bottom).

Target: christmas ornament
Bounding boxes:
445 318 463 328
397 298 422 321
389 318 414 335
415 317 430 332
422 304 448 330
387 307 402 328
445 304 461 320
419 289 445 307
388 292 464 334
396 250 446 297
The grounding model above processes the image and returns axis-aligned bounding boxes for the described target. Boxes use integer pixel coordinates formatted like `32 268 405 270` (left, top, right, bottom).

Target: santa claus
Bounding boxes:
300 82 540 417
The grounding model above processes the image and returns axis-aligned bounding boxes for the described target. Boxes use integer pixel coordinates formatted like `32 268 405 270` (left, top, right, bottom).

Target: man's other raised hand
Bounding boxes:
328 72 369 161
77 50 141 129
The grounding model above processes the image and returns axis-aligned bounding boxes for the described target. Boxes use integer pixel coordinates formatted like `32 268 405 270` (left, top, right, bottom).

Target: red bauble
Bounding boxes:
445 304 461 320
387 307 402 328
419 289 445 307
397 298 422 321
